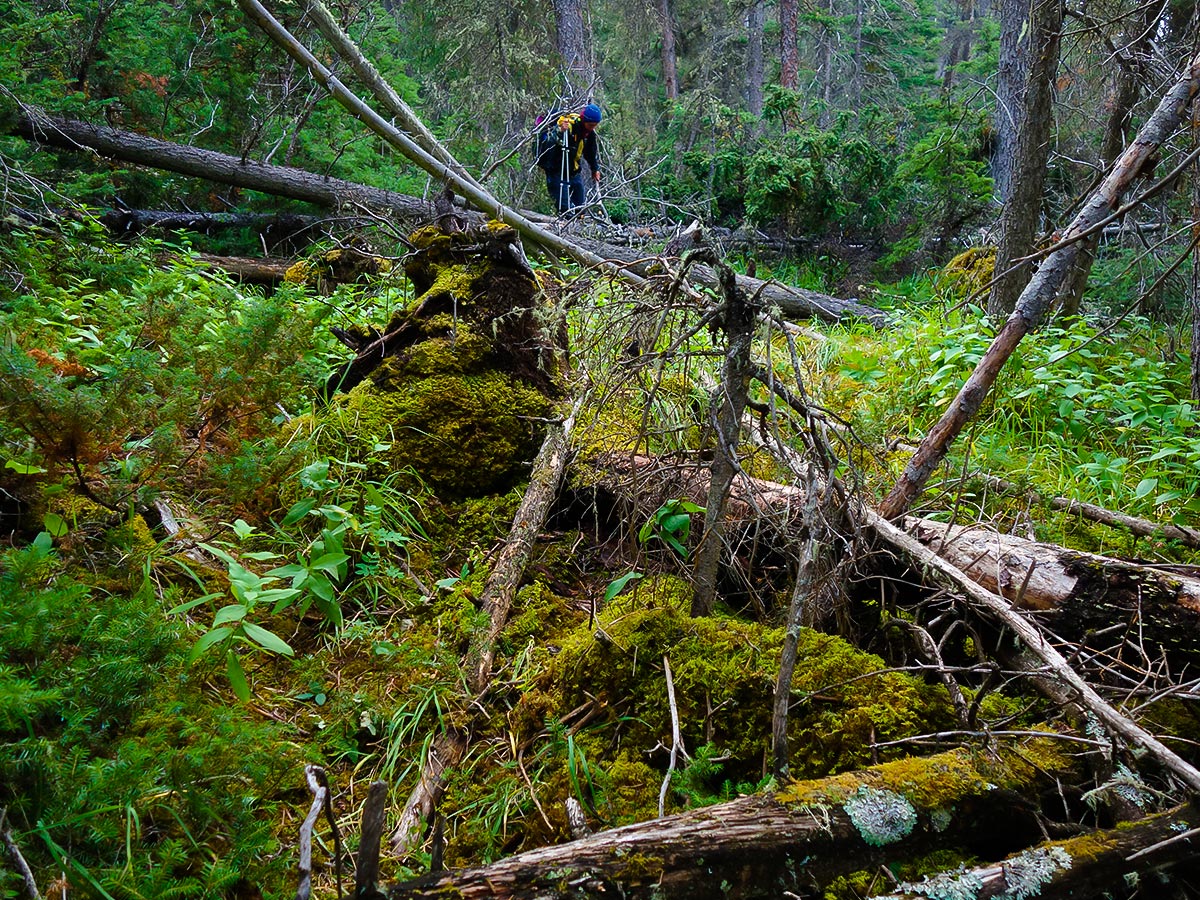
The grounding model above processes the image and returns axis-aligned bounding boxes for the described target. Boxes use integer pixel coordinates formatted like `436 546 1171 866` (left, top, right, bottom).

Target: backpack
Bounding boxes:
533 111 577 173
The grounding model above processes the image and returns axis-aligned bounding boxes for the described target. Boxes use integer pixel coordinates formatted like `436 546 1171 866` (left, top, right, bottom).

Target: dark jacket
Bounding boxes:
537 112 600 177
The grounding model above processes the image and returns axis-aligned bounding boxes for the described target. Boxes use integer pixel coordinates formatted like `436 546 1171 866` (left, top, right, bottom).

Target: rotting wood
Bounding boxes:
382 747 1067 900
865 509 1200 793
595 455 1200 646
355 781 388 900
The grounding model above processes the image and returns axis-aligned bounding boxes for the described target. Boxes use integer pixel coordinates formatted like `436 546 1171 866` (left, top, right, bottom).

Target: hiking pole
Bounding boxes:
558 123 570 214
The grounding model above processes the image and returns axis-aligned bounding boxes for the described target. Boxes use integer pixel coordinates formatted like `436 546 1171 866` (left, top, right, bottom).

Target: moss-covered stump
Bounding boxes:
307 223 567 499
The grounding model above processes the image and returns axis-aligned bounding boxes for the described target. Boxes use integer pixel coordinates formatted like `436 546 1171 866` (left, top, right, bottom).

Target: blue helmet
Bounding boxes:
582 103 602 124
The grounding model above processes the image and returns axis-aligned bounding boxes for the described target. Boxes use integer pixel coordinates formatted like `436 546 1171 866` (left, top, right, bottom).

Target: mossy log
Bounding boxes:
384 747 1069 900
875 801 1200 900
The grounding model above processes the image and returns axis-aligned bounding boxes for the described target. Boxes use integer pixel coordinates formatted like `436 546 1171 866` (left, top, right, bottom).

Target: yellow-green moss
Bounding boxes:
938 246 996 300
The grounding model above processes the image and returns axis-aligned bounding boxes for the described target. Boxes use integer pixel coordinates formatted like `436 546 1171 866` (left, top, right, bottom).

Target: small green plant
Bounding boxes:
639 499 705 558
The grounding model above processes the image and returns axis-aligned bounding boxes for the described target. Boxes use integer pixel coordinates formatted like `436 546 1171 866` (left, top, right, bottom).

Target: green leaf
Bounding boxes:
266 563 308 579
5 459 47 475
604 572 644 602
281 498 318 526
1134 478 1158 500
308 573 335 603
226 652 251 702
212 604 248 626
230 519 257 540
190 626 234 661
167 592 221 615
310 552 350 575
42 512 69 537
241 622 295 657
242 550 282 561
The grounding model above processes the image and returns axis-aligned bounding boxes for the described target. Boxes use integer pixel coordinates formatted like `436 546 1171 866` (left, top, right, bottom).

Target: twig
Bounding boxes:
296 765 328 900
354 780 387 900
1 808 41 900
867 509 1200 794
658 655 683 819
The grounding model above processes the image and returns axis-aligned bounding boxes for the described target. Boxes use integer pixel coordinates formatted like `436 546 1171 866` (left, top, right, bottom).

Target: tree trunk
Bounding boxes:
384 748 1068 900
987 0 1063 317
657 0 679 102
780 0 799 91
691 257 756 617
745 0 765 117
552 0 594 94
1055 17 1151 318
880 50 1200 520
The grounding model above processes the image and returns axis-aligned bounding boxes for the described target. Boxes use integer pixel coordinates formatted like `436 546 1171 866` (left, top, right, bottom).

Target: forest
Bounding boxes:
4 0 1200 897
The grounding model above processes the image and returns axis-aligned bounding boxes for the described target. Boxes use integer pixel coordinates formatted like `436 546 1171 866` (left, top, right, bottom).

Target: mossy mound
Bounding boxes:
938 246 995 300
516 576 955 789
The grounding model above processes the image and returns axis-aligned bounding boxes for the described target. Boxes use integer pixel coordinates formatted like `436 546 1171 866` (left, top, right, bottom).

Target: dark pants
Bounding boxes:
546 173 585 213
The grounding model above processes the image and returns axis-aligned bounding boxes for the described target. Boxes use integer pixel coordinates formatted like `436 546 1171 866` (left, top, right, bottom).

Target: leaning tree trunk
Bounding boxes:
880 50 1200 520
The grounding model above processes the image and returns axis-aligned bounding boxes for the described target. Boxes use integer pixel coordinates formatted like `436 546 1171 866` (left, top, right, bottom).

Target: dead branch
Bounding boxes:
0 808 40 900
390 397 583 858
865 508 1200 793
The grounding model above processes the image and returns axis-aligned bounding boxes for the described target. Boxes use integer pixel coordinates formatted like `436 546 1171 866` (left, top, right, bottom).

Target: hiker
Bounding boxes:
536 103 602 214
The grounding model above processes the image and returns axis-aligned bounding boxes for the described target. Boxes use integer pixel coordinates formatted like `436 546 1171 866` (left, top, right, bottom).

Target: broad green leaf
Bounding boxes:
230 519 256 540
190 626 234 661
604 571 644 602
308 573 335 603
1134 478 1158 500
310 552 350 575
226 652 251 702
42 513 68 537
281 498 318 526
167 593 221 615
5 459 46 475
242 622 294 656
212 604 248 627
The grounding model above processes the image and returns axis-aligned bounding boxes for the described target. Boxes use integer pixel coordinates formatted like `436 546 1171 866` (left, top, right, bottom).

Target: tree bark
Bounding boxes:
692 256 757 617
880 51 1200 520
384 748 1066 900
987 0 1063 317
552 0 594 94
597 454 1200 654
657 0 679 102
780 0 799 91
745 0 765 117
878 802 1200 900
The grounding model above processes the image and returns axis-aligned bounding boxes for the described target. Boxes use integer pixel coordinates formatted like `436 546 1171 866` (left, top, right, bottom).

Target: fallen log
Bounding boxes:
877 801 1200 900
594 455 1200 663
8 107 881 326
384 747 1068 900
